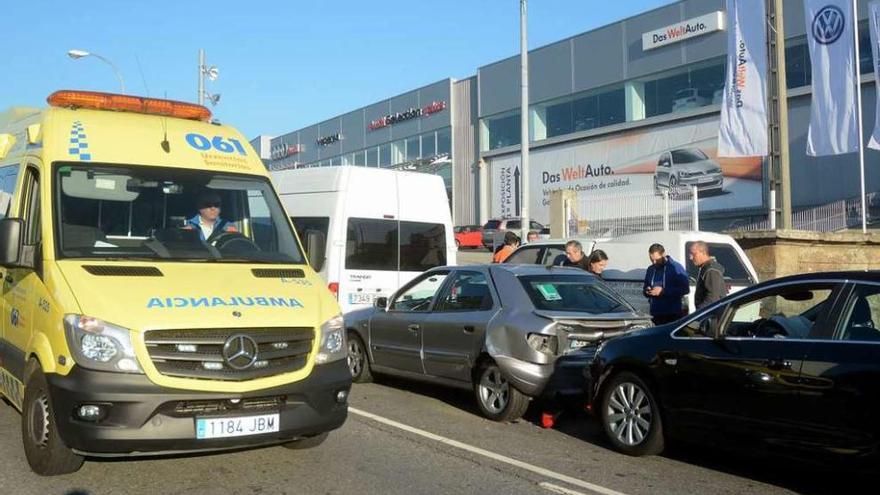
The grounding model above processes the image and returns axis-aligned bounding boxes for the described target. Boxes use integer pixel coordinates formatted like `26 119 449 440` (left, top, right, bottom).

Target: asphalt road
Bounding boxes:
0 375 872 495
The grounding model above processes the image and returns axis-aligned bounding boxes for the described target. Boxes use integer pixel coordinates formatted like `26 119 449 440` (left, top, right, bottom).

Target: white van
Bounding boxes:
504 231 758 314
272 167 456 314
594 231 758 314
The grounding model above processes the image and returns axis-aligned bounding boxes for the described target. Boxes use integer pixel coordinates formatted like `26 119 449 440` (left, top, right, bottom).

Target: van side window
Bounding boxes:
0 165 20 219
400 221 446 272
21 168 40 245
346 218 398 271
684 242 754 286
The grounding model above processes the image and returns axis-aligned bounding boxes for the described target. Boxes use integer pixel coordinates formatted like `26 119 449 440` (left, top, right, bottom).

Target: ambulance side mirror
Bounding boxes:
305 230 326 273
0 218 23 268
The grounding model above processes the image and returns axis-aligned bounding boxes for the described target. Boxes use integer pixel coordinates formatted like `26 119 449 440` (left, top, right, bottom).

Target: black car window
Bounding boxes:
836 284 880 342
506 220 521 230
685 242 755 285
504 246 542 265
484 220 501 230
519 275 632 314
389 272 449 312
435 271 494 312
723 283 838 339
680 305 726 338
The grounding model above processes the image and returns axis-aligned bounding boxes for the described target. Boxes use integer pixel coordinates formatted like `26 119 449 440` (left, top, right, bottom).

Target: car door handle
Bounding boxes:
463 325 475 334
764 359 792 370
407 324 420 334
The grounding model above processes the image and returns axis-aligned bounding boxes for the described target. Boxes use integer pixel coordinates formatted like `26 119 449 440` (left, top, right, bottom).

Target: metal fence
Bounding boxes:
727 192 880 233
569 186 699 238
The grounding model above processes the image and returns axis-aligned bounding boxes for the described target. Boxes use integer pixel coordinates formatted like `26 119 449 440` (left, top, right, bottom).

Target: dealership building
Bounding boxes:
253 0 880 230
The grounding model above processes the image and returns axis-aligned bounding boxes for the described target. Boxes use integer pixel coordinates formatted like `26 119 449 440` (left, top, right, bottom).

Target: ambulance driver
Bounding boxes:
184 190 238 241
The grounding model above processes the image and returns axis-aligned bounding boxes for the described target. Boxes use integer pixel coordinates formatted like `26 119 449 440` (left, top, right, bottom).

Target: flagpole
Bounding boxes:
854 0 869 233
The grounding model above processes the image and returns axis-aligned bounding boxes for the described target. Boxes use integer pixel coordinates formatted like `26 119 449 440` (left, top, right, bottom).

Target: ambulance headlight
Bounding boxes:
315 314 346 364
64 315 143 374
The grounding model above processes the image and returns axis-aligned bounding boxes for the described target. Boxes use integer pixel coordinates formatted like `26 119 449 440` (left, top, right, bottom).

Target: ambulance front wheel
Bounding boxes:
21 361 85 476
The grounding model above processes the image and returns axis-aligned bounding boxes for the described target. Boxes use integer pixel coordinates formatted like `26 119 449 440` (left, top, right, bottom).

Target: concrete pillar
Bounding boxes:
479 158 491 224
625 81 646 122
549 189 578 238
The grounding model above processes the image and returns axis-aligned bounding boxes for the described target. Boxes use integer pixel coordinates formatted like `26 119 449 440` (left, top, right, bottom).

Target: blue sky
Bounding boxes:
3 0 673 139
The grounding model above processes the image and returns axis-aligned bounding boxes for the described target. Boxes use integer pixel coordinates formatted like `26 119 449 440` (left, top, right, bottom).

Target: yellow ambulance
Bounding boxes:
0 91 350 475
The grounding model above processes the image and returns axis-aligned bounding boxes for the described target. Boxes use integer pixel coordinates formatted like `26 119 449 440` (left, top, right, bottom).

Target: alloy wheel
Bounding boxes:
347 339 364 378
606 382 653 446
478 367 510 414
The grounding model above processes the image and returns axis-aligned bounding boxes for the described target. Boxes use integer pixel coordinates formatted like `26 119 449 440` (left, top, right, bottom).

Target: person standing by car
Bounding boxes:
586 249 608 279
526 230 540 243
558 240 589 270
493 231 521 263
644 243 690 324
689 241 727 309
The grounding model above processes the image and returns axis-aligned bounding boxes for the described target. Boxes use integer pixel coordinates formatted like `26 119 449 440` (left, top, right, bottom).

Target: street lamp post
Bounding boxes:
198 49 221 107
519 0 530 241
67 49 126 94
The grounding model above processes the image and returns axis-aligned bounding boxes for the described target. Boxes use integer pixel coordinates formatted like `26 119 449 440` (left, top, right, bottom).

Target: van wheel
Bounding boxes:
282 432 328 450
474 361 530 422
21 361 84 476
347 332 372 383
599 371 664 456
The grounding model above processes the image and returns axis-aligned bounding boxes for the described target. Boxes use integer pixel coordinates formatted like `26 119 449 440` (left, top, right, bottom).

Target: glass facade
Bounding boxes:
478 23 874 152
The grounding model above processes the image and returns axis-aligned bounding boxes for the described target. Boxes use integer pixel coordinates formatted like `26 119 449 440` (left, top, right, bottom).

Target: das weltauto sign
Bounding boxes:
642 11 726 51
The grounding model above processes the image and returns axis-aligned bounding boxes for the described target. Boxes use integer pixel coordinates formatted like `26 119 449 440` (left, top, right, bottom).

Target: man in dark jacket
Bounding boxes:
643 243 690 325
559 240 590 270
689 241 728 309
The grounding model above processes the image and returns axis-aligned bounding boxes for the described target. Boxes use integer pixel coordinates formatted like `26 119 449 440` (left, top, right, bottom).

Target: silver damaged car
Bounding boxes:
344 264 651 421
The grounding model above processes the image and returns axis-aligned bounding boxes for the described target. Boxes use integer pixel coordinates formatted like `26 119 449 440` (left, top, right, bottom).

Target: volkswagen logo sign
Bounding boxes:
812 5 846 45
222 334 259 370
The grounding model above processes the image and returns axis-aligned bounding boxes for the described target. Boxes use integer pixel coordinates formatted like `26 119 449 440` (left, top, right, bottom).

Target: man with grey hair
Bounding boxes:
689 240 727 309
559 239 590 271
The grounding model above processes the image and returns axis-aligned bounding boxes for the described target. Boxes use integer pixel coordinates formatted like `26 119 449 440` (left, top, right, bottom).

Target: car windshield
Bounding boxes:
671 149 709 164
519 274 633 314
484 220 501 230
55 163 305 264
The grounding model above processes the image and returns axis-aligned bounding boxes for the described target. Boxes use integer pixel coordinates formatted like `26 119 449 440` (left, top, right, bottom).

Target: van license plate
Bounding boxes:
349 293 378 305
196 414 279 439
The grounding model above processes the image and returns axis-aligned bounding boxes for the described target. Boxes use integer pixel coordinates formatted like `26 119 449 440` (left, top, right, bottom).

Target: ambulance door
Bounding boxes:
2 164 42 374
0 163 22 402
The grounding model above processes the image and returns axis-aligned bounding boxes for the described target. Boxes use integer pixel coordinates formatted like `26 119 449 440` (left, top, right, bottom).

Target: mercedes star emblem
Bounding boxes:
222 334 259 370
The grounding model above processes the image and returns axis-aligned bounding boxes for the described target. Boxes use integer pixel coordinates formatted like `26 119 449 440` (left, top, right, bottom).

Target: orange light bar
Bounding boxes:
47 90 212 122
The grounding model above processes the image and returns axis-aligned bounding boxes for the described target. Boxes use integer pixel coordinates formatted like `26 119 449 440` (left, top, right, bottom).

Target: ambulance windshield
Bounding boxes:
54 163 305 264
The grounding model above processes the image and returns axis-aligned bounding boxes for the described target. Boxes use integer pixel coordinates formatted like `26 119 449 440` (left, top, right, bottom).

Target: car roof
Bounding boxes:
429 264 591 277
752 271 880 286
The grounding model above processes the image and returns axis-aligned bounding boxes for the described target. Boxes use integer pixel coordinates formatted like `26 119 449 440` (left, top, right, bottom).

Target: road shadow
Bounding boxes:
548 409 878 495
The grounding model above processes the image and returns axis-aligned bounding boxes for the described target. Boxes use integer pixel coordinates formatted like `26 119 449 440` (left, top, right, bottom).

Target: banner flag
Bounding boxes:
718 0 769 157
805 0 859 156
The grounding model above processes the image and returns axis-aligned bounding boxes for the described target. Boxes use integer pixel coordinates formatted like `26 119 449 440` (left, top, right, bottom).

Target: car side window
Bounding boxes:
679 306 726 338
434 271 494 312
389 272 449 312
505 246 541 265
506 220 521 230
723 284 838 339
836 284 880 342
543 246 567 265
0 164 19 219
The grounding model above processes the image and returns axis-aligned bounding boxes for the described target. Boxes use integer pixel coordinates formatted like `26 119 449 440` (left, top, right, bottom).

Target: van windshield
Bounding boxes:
54 163 304 264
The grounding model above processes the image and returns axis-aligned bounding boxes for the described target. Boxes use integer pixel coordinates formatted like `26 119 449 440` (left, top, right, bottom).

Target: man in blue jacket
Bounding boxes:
184 190 238 242
643 243 690 325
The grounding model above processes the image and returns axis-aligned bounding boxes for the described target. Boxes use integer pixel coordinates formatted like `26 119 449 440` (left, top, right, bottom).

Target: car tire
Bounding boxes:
599 371 664 457
347 331 373 383
21 360 85 476
282 432 328 450
473 361 530 422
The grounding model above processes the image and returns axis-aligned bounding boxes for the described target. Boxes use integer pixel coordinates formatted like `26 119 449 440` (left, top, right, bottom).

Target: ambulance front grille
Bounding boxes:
144 327 314 381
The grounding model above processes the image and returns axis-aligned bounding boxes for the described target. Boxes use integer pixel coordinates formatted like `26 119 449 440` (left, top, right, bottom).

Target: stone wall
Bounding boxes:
728 230 880 282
